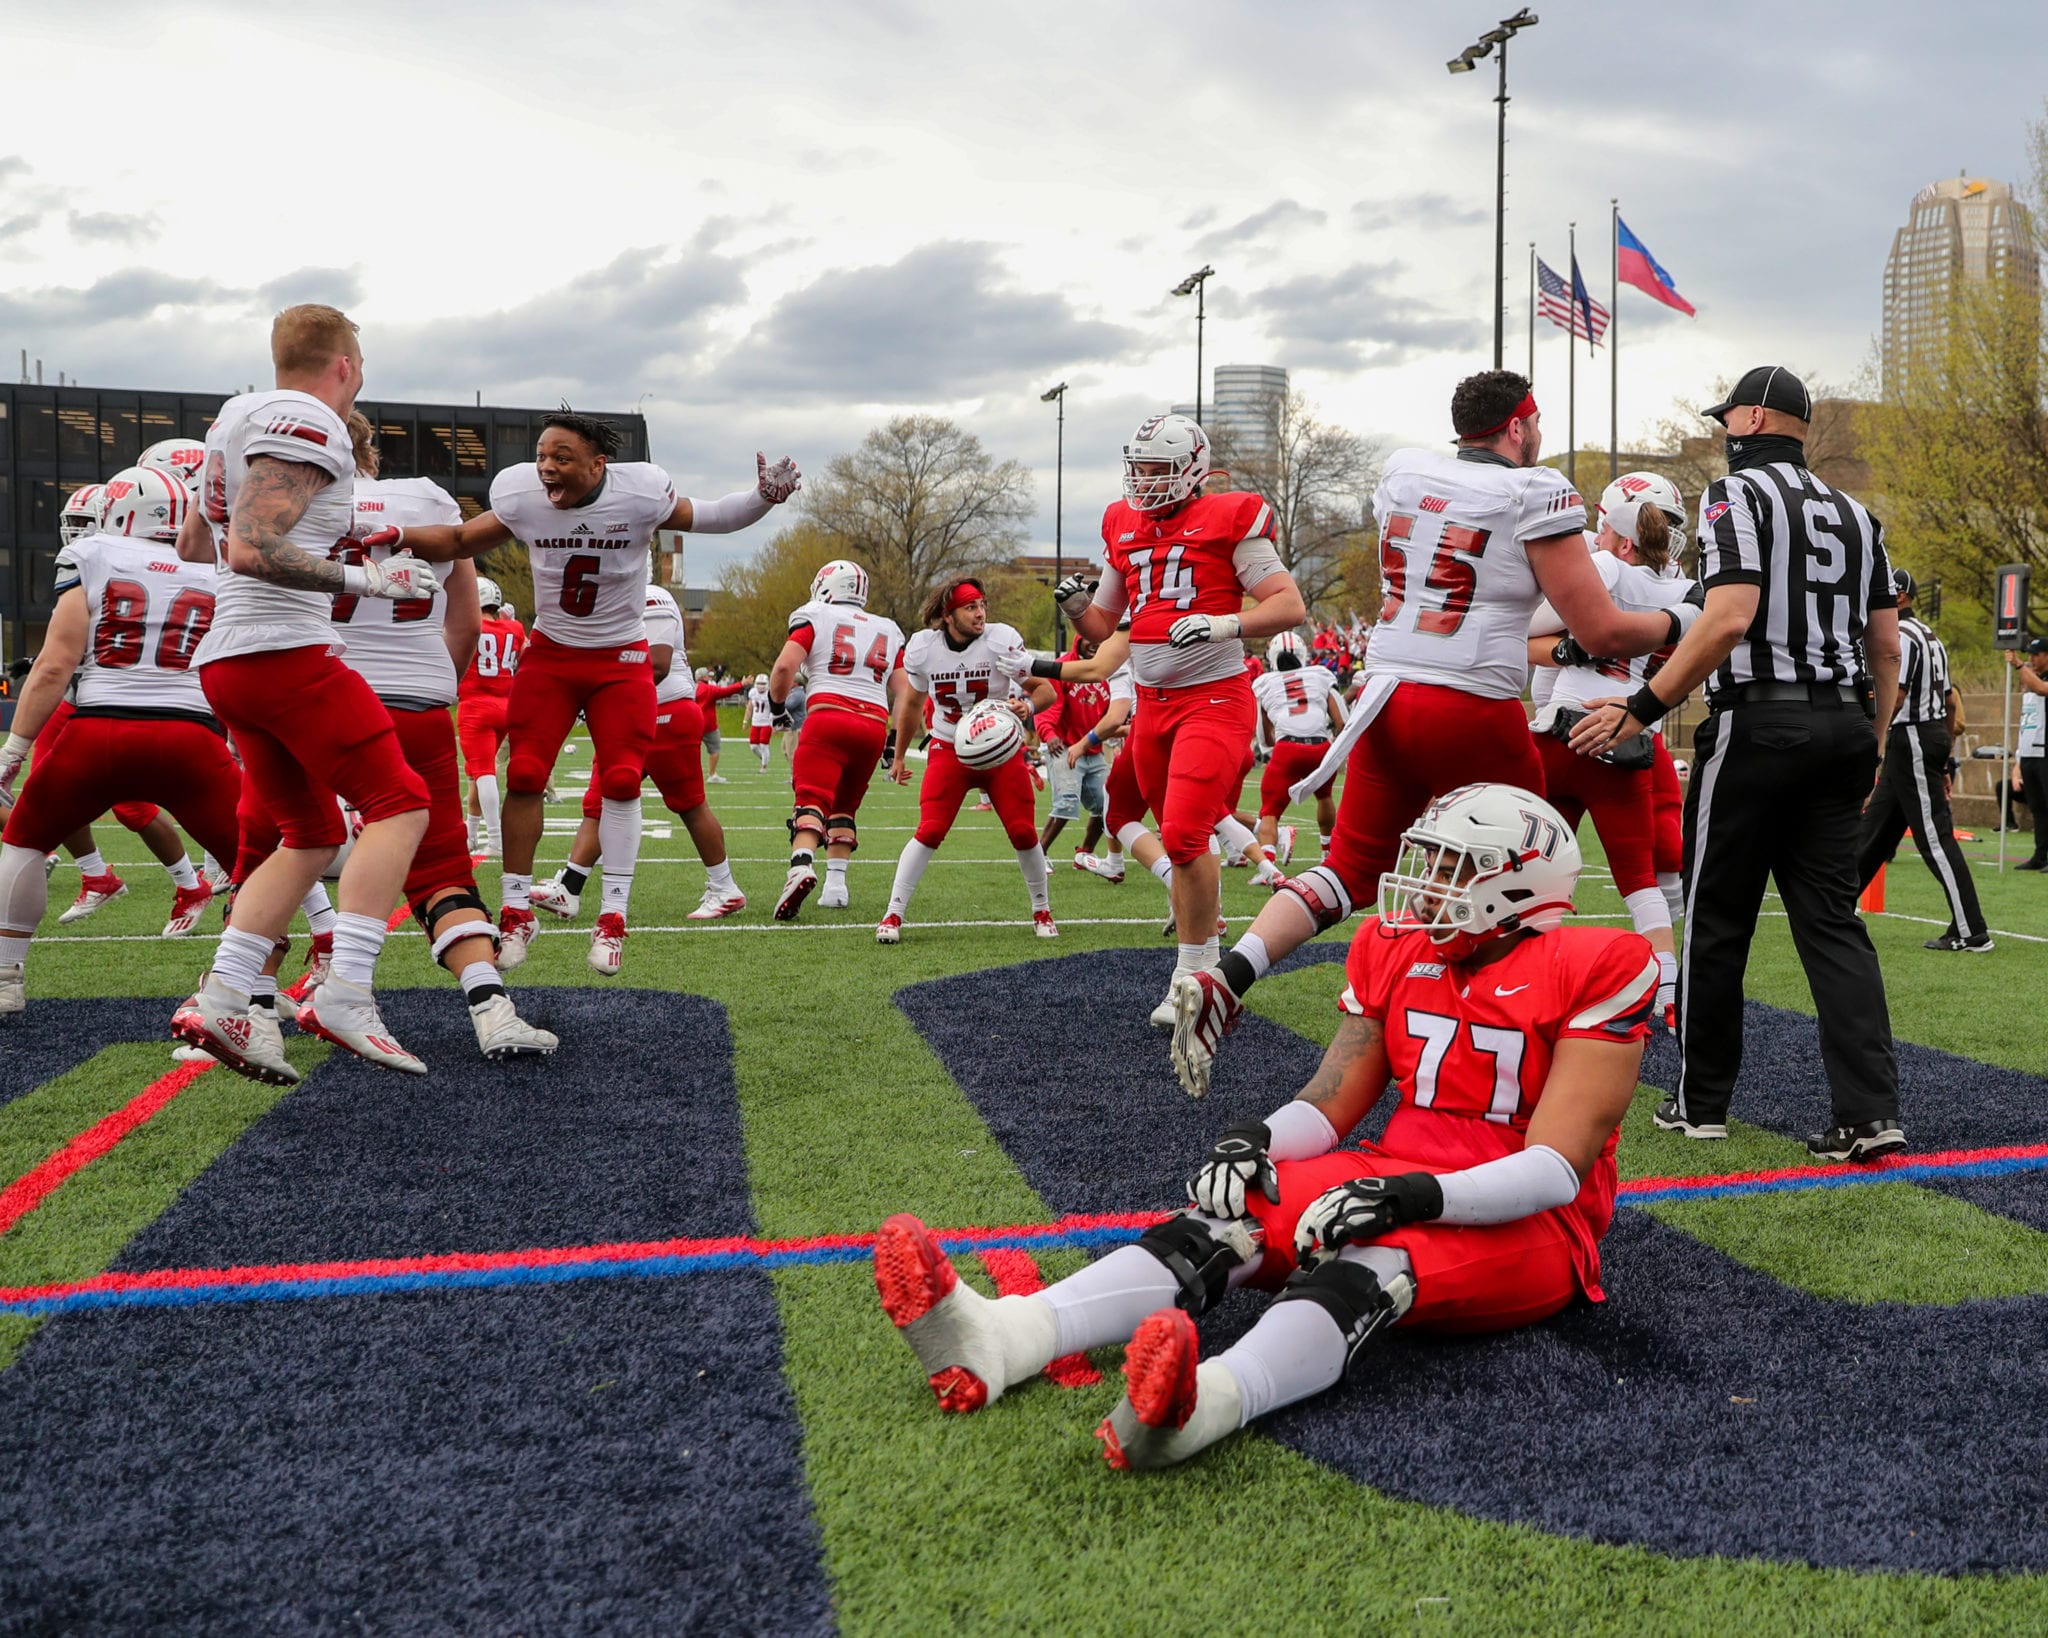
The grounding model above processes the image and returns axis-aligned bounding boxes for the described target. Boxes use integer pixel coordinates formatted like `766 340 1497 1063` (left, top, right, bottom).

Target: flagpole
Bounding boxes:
1610 199 1619 484
1567 220 1577 487
1527 242 1536 382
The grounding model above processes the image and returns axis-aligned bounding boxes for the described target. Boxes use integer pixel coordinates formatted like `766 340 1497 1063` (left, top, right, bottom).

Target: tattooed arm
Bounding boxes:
225 456 344 590
1293 1012 1392 1137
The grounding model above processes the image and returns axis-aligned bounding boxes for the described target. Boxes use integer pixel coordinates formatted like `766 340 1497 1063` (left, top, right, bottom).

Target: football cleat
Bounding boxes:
873 1213 1045 1413
1923 933 1994 953
1096 1308 1242 1471
1170 968 1246 1099
774 863 818 921
971 796 994 811
706 772 729 784
1805 1118 1907 1163
299 974 426 1075
1276 825 1297 866
170 974 300 1086
171 1043 213 1064
1251 854 1285 891
0 962 23 1015
1651 1097 1727 1140
281 934 333 1010
43 854 59 880
497 905 538 969
470 994 559 1061
161 882 215 939
875 913 903 945
1082 854 1126 883
1032 909 1059 939
58 871 128 924
199 857 232 892
588 912 627 976
1149 988 1180 1029
1073 850 1095 873
819 875 850 909
687 885 747 920
530 877 581 919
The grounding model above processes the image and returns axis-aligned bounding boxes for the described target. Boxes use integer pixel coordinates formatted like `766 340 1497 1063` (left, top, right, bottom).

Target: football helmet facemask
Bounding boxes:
1377 783 1580 961
1122 413 1211 514
59 484 109 546
812 559 870 608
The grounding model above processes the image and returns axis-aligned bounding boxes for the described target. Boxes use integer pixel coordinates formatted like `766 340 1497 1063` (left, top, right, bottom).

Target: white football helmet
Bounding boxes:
138 438 209 484
475 576 504 610
100 466 190 543
1378 783 1580 961
60 484 109 546
1597 471 1685 546
1267 632 1307 670
1122 413 1211 513
812 559 869 607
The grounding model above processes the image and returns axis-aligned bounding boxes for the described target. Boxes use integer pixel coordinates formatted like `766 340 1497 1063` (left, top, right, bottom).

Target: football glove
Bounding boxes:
1292 1173 1444 1266
1167 612 1241 649
769 698 794 729
360 550 437 602
993 646 1037 681
756 452 802 504
358 526 403 551
1187 1121 1278 1218
1550 634 1598 669
1054 574 1098 620
0 732 31 801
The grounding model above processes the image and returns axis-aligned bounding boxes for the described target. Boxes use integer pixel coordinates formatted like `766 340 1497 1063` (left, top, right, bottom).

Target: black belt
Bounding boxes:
1714 681 1865 710
1276 734 1329 746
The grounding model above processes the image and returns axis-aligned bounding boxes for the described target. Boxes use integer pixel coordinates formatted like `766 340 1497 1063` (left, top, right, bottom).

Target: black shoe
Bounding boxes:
2016 858 2046 872
1923 933 1995 952
1806 1119 1906 1163
1652 1097 1728 1139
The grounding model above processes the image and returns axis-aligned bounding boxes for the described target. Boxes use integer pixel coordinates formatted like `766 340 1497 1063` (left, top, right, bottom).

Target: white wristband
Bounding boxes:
687 489 773 534
1434 1143 1581 1226
341 565 370 597
1265 1099 1340 1161
2 732 32 761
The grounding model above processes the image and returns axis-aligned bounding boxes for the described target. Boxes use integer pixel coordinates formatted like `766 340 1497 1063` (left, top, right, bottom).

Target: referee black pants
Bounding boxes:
1854 722 1987 941
1676 700 1898 1129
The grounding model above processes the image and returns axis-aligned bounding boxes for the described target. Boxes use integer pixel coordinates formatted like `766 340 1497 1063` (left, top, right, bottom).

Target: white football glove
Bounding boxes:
361 550 437 603
1167 612 1242 649
1054 574 1098 620
756 453 802 504
1292 1174 1444 1267
1187 1121 1279 1219
994 647 1038 681
0 732 31 801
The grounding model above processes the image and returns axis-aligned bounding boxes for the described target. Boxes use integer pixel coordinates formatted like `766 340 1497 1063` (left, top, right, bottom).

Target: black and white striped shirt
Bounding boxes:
1695 460 1892 708
1894 615 1949 725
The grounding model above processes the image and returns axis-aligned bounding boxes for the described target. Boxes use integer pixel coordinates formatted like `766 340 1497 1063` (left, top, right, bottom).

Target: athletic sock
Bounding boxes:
790 847 816 869
1203 935 1219 966
1215 949 1258 999
249 970 277 1004
561 863 592 897
706 859 737 892
597 797 643 917
1149 856 1174 886
166 857 199 891
1176 941 1209 976
1036 1244 1182 1357
213 926 273 995
330 911 387 986
475 775 502 854
1213 1295 1347 1426
1656 950 1678 1009
887 840 936 916
76 850 106 878
1658 870 1684 924
0 933 29 967
458 960 508 1007
1229 932 1273 984
1016 845 1050 912
502 872 532 912
301 885 339 937
1318 834 1331 854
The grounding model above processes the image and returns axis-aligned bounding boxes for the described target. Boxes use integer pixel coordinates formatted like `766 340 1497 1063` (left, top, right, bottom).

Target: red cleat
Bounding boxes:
1096 1308 1201 1470
873 1212 996 1414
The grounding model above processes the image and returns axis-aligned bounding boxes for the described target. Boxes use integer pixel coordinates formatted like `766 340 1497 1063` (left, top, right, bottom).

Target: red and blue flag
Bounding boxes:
1616 216 1696 317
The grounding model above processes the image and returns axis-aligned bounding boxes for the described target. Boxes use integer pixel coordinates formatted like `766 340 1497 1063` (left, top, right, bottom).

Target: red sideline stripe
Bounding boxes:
384 907 411 932
1621 1141 2048 1197
0 1061 212 1237
978 1248 1102 1387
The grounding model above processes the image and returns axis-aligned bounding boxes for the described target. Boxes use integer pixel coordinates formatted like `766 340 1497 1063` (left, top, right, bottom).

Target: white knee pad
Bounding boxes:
0 843 51 934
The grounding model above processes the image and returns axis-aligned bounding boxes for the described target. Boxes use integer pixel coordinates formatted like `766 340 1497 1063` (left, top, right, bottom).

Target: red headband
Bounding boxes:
948 581 985 611
1463 392 1538 441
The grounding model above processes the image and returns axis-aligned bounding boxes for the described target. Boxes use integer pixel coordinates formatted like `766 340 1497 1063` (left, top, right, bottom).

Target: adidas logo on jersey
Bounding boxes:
570 523 595 534
1405 961 1447 980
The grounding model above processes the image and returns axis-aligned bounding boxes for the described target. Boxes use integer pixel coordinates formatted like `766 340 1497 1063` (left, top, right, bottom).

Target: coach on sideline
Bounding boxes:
1571 366 1905 1163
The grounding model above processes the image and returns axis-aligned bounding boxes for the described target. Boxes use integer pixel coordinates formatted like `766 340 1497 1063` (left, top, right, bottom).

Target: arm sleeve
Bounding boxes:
684 488 771 535
1558 934 1659 1044
52 542 86 595
1091 574 1130 616
1515 469 1589 543
1232 536 1287 590
1865 515 1894 613
1434 1144 1582 1225
1697 478 1764 588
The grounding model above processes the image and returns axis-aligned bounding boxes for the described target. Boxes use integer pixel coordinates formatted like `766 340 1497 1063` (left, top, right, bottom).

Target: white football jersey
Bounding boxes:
1252 664 1338 740
788 599 904 720
1108 661 1136 706
1364 448 1588 701
339 476 462 707
490 461 676 648
1544 551 1696 712
644 585 692 705
192 389 356 665
748 681 774 727
55 533 217 717
902 622 1028 743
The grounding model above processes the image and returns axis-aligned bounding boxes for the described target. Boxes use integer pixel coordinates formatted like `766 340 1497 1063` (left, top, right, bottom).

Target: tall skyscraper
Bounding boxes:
1174 364 1289 460
1882 174 2040 399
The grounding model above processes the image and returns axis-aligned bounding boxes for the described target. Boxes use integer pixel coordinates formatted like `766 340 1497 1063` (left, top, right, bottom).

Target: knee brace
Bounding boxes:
415 887 497 961
1275 1254 1413 1375
788 805 826 842
827 813 858 852
0 843 50 936
1281 863 1352 932
1135 1212 1262 1318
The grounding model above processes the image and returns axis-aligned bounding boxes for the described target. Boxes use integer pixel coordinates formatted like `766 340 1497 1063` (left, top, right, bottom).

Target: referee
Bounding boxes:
1570 366 1905 1162
1855 570 1992 952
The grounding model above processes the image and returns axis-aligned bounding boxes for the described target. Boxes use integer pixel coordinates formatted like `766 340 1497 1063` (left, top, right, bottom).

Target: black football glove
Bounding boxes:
769 698 794 729
1187 1121 1279 1218
1550 634 1597 669
1292 1173 1444 1265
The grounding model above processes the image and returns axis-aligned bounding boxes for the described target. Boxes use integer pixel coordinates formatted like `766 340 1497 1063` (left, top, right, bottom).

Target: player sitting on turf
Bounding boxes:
873 782 1655 1470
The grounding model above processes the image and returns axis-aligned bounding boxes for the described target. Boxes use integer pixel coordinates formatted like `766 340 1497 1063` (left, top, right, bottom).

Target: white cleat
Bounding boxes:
687 885 747 920
0 962 23 1016
1149 989 1180 1029
58 872 127 924
774 863 818 922
1252 854 1286 891
161 882 215 939
706 772 729 784
299 974 426 1075
875 913 903 945
819 876 850 909
199 858 233 892
171 1043 213 1064
1276 825 1297 866
530 878 581 919
1170 968 1244 1100
871 1214 1051 1413
588 912 627 976
497 907 538 970
1096 1309 1244 1472
170 973 300 1086
1032 909 1059 939
470 993 559 1060
1082 854 1126 883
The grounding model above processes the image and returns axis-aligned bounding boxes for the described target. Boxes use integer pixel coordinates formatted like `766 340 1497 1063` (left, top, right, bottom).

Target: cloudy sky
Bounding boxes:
3 0 2043 580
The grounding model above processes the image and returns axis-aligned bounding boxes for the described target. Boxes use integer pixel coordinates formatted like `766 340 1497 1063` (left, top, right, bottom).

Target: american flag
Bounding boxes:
1537 256 1609 347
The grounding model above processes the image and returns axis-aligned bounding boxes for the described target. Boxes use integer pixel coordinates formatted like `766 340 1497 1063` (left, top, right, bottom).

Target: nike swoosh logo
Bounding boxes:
1496 983 1530 996
1184 527 1201 535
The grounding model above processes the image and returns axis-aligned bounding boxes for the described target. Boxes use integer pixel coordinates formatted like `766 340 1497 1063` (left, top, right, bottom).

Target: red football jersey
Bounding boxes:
1340 917 1657 1299
461 613 526 701
1098 491 1275 647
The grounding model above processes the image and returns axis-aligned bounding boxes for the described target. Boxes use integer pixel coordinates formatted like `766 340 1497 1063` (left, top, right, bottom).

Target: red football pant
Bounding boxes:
3 716 241 865
915 740 1038 850
1242 1148 1582 1333
1106 745 1146 835
506 631 655 802
1260 740 1333 819
790 705 886 822
388 707 477 908
1533 733 1657 897
748 724 773 747
200 645 427 848
41 700 159 832
1650 734 1682 876
582 698 706 818
1322 683 1545 908
457 692 509 780
1129 675 1257 864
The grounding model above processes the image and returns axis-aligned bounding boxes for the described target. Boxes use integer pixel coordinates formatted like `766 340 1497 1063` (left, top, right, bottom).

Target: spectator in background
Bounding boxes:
696 667 751 784
1034 635 1130 864
2009 638 2048 870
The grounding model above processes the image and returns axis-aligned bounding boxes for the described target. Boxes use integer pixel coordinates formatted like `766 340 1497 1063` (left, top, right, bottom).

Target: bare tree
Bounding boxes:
798 415 1035 624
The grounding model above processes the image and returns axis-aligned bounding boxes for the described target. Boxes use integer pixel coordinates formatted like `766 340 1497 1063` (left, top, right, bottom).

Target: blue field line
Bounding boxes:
1623 1152 2048 1208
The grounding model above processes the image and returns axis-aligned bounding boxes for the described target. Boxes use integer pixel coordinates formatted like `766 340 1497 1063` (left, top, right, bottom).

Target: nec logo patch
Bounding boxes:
1405 961 1447 980
1704 501 1732 525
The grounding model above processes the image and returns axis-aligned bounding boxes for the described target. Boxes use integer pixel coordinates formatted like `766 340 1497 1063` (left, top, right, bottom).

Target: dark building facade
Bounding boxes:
0 383 647 658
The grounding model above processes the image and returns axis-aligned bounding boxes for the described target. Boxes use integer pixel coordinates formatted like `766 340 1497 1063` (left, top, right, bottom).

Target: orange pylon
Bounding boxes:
1859 864 1886 914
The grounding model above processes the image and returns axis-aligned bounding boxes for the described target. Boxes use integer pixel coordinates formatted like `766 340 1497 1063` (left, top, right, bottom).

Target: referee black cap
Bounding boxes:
1892 568 1916 601
1704 366 1812 425
2030 636 2048 655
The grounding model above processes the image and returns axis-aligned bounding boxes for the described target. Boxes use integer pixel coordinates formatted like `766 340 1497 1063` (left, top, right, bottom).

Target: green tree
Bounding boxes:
1210 390 1380 616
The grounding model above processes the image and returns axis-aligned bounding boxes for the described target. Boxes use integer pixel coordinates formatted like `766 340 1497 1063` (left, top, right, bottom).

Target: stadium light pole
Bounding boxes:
1448 9 1539 371
1171 266 1215 423
1041 381 1068 648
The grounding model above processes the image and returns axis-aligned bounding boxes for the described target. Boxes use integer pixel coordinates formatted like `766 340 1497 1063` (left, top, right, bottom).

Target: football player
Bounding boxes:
746 673 776 771
365 413 799 972
1250 632 1345 865
533 582 746 934
1171 371 1690 1096
769 560 906 919
873 783 1655 1471
878 577 1053 942
458 576 526 858
1035 633 1130 865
